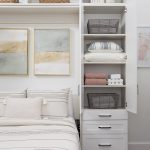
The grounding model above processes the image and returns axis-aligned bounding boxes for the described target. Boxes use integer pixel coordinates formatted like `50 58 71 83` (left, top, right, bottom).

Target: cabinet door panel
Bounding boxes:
126 0 137 113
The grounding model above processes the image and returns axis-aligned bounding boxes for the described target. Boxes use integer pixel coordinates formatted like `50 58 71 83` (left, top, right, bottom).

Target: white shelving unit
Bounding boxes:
81 0 137 150
0 3 79 14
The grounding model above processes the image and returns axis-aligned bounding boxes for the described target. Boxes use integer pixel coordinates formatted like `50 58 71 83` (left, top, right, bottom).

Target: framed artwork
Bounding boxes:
34 29 70 75
138 27 150 67
0 29 28 75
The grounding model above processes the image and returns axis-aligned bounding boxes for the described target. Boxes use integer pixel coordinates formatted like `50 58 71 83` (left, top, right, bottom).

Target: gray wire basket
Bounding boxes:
87 19 119 34
87 93 119 109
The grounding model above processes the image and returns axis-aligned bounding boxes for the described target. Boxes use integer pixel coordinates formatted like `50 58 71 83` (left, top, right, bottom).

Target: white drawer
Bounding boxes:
82 120 128 134
83 109 128 120
82 134 127 150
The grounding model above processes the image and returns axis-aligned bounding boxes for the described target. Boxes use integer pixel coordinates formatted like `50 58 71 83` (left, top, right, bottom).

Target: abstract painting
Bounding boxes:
0 29 28 75
138 27 150 67
34 29 70 75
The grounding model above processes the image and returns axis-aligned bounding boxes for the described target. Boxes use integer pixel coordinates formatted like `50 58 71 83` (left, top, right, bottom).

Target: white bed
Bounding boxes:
0 89 80 150
0 117 79 150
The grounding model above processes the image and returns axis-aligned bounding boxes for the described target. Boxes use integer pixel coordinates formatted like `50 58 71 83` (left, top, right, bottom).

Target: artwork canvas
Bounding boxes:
0 29 28 75
138 27 150 67
34 29 70 75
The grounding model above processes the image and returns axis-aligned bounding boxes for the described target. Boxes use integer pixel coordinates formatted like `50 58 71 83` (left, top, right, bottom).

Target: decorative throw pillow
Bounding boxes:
88 41 123 52
27 88 72 118
42 98 68 118
4 98 42 119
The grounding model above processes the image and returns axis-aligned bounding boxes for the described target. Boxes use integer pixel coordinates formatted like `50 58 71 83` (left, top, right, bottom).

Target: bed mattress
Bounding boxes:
0 117 80 150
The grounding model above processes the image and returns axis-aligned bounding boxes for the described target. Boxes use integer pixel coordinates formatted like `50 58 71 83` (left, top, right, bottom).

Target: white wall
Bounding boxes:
129 0 150 149
0 13 80 119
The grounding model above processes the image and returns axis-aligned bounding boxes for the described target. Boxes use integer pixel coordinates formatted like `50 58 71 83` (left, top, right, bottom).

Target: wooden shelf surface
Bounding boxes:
83 85 126 88
83 61 126 65
84 34 126 40
0 3 79 14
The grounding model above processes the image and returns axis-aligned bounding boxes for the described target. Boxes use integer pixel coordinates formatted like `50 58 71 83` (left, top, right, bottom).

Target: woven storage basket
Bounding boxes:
40 0 69 3
0 0 18 2
87 19 119 34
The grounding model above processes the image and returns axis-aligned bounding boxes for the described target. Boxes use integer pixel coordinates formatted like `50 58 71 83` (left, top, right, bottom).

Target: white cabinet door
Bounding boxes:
126 0 137 113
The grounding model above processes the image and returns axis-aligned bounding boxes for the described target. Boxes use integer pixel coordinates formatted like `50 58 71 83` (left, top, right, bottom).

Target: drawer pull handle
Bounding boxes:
98 126 111 129
98 144 112 147
98 114 112 117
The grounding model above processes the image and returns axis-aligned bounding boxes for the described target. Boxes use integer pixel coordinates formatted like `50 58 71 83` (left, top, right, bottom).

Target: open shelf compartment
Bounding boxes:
84 87 126 109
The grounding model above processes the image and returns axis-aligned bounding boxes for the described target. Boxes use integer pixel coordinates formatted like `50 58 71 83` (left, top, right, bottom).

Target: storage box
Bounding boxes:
87 93 119 109
87 19 119 34
0 0 18 2
108 79 123 85
110 74 121 79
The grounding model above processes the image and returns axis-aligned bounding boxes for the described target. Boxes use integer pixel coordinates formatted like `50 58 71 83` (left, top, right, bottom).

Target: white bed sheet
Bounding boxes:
0 117 80 150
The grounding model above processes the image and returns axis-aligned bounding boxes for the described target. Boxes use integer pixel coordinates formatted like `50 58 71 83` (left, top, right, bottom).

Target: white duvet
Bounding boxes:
84 52 127 62
0 117 80 150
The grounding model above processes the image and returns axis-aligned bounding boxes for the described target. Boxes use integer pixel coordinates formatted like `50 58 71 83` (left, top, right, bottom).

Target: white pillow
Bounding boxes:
4 98 42 119
0 97 6 117
27 89 72 118
0 92 26 117
43 98 68 118
84 52 127 62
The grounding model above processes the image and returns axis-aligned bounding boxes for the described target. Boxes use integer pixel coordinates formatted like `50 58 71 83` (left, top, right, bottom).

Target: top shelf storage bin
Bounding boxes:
87 19 119 34
0 0 18 3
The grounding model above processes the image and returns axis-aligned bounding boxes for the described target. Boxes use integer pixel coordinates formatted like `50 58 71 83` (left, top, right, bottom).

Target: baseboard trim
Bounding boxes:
129 142 150 150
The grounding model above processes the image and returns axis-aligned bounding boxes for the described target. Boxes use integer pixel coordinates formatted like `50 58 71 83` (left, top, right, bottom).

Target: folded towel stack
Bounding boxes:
85 73 108 85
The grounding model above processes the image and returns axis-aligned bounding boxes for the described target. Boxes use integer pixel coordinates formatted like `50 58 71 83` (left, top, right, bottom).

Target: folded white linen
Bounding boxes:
84 52 127 62
88 49 123 53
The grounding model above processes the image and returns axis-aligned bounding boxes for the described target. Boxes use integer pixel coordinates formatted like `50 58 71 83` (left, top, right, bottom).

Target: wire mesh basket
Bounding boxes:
87 19 119 34
87 93 119 109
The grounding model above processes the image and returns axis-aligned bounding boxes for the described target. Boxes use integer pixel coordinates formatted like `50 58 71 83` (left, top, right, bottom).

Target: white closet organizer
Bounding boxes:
0 0 137 149
81 0 137 150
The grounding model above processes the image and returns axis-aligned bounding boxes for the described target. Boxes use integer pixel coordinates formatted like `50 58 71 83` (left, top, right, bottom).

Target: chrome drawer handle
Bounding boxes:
98 126 111 129
98 144 112 147
98 114 112 117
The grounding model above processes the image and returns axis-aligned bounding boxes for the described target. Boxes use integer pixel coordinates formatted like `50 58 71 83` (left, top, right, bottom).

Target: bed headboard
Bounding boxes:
0 92 26 98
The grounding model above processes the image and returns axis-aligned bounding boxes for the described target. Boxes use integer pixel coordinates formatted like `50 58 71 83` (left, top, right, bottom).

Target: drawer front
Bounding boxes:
83 109 128 120
82 120 128 134
82 134 127 150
